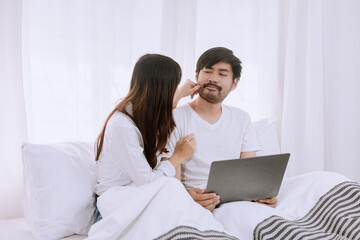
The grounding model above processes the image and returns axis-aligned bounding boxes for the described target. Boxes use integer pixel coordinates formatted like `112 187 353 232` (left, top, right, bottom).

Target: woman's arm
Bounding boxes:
107 123 176 186
175 166 181 181
240 151 256 158
173 79 201 108
107 121 195 186
168 133 196 168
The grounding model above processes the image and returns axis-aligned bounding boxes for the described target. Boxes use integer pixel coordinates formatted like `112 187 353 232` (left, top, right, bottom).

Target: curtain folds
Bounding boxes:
280 0 326 176
0 0 27 219
19 0 360 182
280 0 360 181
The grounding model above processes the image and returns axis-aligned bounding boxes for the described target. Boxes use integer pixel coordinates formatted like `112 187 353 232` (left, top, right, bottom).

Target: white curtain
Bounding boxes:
0 0 27 219
322 0 360 183
280 0 360 181
21 0 360 181
21 0 198 143
1 0 359 220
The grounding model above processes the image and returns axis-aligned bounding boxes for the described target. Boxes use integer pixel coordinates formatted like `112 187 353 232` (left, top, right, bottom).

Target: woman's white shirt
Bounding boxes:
95 111 175 196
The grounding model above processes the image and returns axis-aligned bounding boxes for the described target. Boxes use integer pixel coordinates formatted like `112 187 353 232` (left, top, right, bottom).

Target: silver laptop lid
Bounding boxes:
206 153 290 206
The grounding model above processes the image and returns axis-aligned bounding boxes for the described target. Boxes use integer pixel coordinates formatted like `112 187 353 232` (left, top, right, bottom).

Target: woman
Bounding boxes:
95 54 198 197
87 54 239 239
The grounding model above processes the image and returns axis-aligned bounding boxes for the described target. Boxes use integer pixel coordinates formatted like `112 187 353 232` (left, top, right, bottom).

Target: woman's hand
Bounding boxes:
169 133 196 168
173 79 201 108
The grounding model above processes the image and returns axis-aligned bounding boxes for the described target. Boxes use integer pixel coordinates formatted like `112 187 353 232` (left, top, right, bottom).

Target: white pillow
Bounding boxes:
253 118 280 156
22 142 96 240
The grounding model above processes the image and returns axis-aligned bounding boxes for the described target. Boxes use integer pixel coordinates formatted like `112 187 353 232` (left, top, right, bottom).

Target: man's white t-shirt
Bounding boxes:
165 103 260 190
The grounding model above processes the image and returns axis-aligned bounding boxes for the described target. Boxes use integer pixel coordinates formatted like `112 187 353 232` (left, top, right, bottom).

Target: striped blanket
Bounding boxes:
254 181 360 240
154 225 239 240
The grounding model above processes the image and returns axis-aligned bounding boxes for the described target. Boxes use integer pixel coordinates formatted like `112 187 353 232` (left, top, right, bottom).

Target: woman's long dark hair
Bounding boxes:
95 54 182 169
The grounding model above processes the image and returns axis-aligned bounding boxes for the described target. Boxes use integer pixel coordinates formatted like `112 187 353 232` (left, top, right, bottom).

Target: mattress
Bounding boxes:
0 218 87 240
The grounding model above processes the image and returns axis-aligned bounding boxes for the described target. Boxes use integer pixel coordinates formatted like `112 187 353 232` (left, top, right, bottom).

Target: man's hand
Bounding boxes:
188 188 220 211
255 197 277 208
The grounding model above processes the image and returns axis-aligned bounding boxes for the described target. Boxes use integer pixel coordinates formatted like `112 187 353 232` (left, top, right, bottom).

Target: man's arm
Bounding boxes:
177 165 219 211
188 188 220 211
240 151 256 159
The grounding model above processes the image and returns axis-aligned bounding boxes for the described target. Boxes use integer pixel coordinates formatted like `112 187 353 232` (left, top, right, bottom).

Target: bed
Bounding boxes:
0 119 358 240
0 218 86 240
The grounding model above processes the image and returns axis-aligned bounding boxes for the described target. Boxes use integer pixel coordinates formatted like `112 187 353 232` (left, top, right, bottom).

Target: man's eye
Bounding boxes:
204 71 211 74
220 74 227 77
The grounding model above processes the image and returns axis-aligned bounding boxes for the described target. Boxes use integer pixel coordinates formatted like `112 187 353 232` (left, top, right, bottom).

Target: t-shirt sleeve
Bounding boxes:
109 122 175 186
159 125 181 160
160 107 184 160
241 114 261 152
154 160 176 176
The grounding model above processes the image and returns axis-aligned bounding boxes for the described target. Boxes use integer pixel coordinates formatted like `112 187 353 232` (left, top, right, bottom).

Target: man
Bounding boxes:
167 47 277 211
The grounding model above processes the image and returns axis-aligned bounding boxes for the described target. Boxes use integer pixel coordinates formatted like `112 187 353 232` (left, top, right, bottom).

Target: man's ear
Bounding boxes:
231 78 239 90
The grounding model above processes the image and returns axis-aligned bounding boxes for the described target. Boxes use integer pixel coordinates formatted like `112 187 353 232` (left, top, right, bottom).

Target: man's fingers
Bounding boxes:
188 188 220 211
204 199 219 211
190 188 218 201
203 199 220 209
192 188 206 194
257 197 277 204
256 202 276 208
255 197 277 208
267 197 277 204
193 193 218 201
205 204 216 211
198 196 220 207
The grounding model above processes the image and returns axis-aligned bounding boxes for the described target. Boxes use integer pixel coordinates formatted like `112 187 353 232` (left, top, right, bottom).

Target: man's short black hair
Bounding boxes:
196 47 242 81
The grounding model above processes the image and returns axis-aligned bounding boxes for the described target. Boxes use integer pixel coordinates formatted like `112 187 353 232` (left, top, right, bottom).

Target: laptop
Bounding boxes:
206 153 290 206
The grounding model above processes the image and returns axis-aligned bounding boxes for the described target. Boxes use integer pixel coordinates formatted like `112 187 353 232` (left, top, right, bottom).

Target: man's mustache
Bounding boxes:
201 83 222 91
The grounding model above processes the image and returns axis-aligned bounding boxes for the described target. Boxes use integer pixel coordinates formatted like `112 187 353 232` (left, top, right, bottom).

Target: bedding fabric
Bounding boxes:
87 177 236 239
87 171 357 240
22 142 97 240
0 218 87 240
17 118 276 239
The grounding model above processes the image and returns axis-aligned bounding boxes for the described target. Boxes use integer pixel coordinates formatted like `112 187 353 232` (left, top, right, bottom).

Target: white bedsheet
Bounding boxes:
87 171 351 240
0 218 87 240
87 177 234 239
1 171 350 240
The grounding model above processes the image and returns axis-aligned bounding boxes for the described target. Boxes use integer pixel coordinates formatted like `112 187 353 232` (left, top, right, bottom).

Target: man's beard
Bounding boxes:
198 83 231 104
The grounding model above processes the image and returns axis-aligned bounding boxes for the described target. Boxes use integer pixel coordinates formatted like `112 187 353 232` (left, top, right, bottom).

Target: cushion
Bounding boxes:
22 142 96 240
253 118 280 156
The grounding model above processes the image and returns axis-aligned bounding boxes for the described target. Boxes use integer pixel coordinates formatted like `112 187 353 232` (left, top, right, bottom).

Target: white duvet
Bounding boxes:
86 171 351 240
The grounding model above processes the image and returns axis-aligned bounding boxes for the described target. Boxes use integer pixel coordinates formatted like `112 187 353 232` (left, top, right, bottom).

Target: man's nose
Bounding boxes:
208 73 219 83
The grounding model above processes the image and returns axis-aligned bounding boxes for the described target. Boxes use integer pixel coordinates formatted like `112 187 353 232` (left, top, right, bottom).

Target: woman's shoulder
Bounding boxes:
103 111 143 144
107 111 137 132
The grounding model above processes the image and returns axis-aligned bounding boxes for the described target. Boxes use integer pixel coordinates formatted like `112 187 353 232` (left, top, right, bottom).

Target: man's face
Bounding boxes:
196 61 238 104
